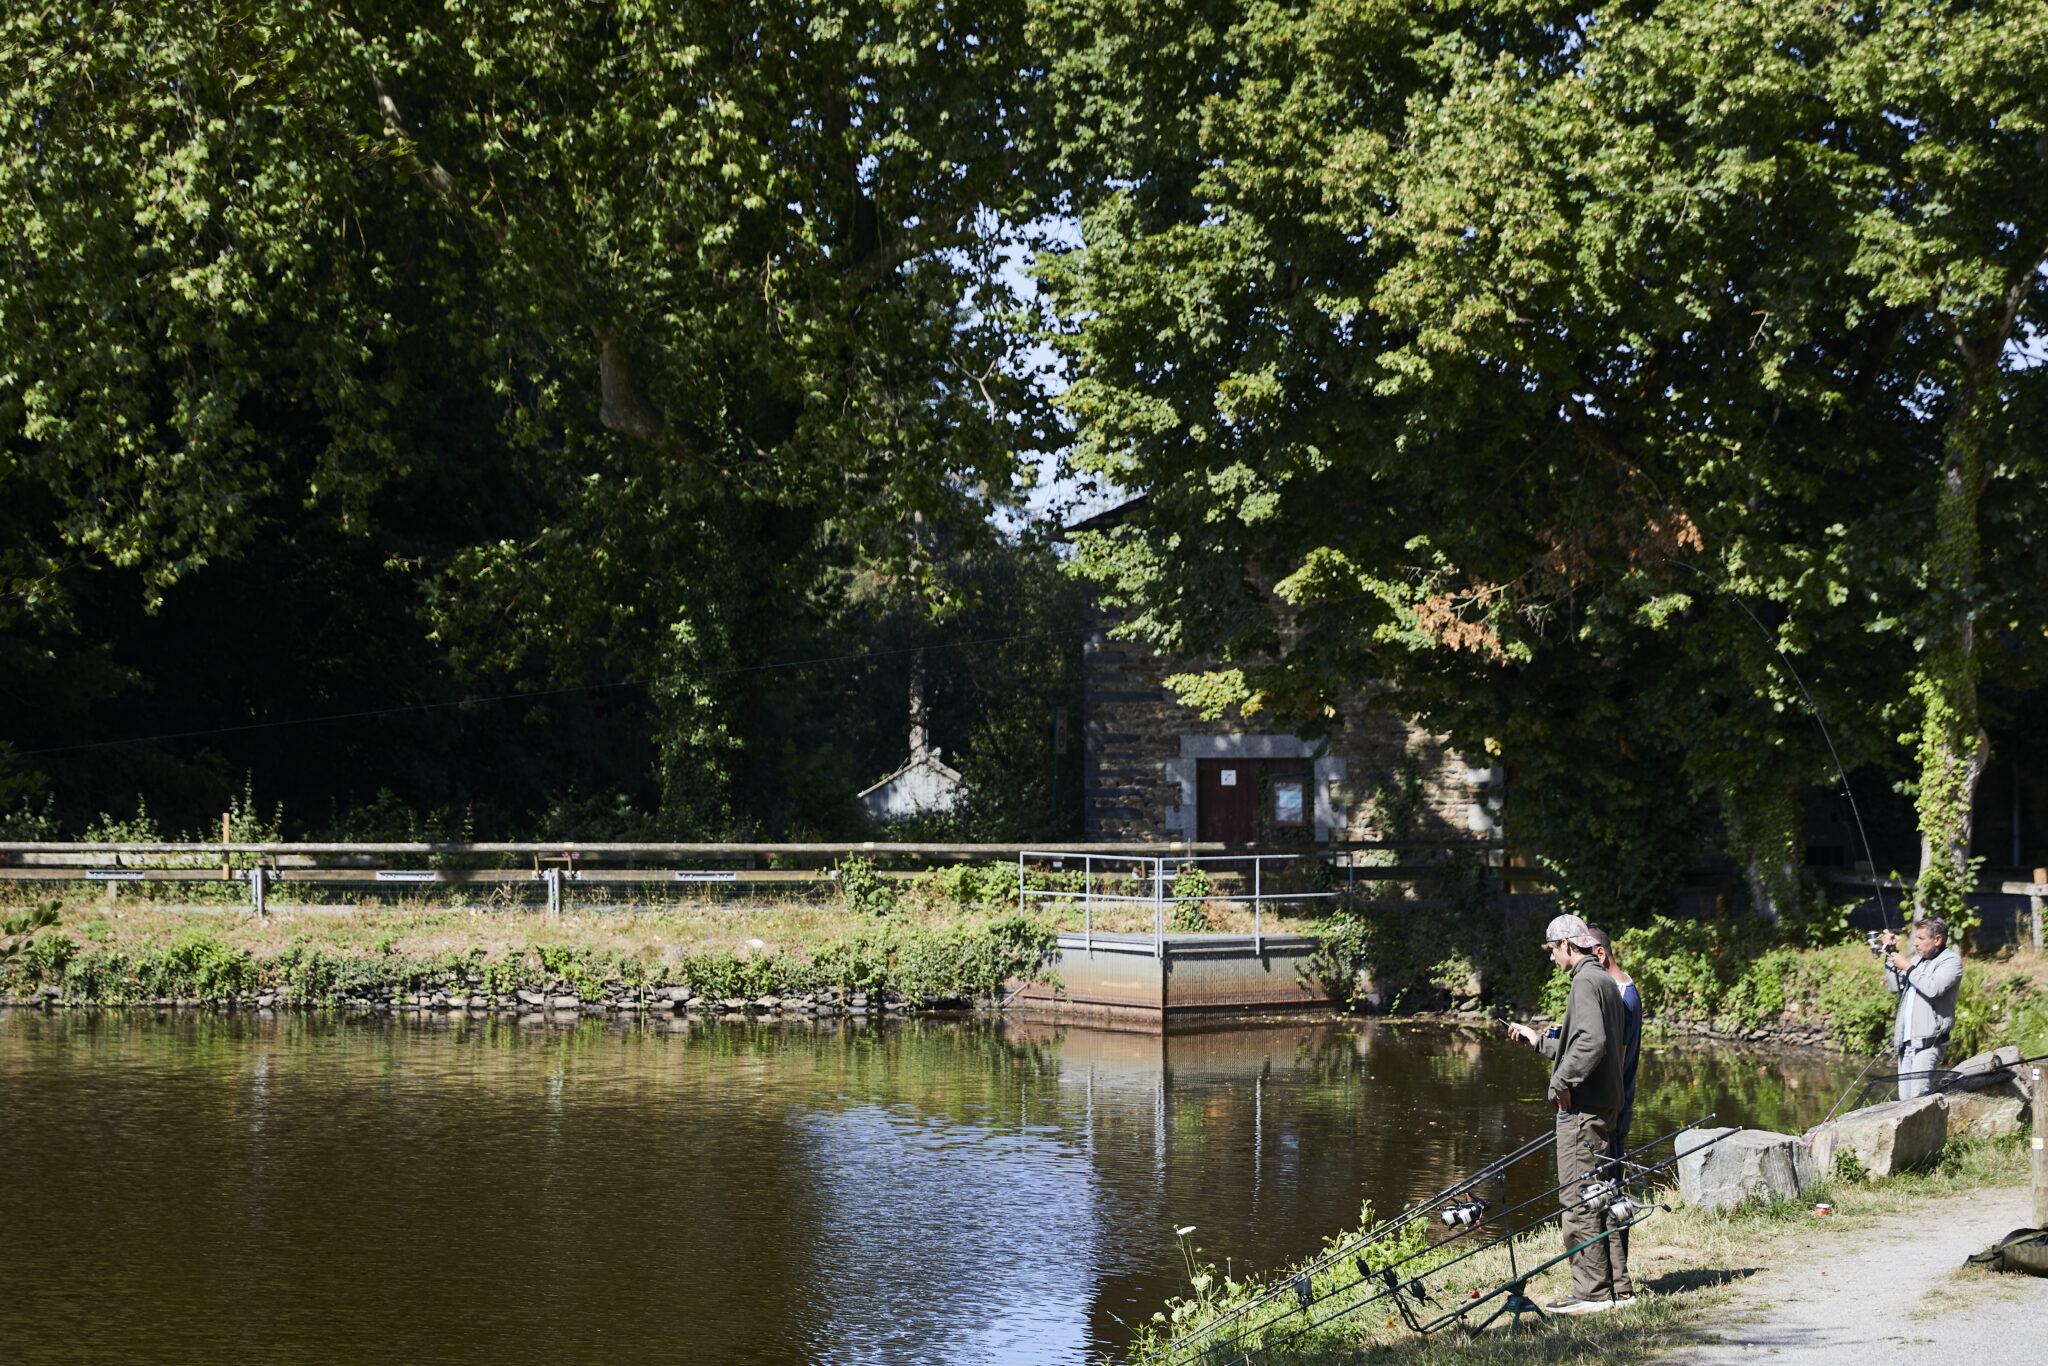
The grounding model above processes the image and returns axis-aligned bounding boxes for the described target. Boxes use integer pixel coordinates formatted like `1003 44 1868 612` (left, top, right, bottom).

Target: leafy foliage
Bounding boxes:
1169 864 1215 933
1037 0 2048 918
0 1 1082 845
838 857 898 917
3 914 1058 1009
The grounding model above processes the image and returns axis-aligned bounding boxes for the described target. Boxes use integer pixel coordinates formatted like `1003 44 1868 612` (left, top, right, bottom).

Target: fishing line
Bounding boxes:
1666 558 1918 1125
1666 559 1893 931
1150 1126 1562 1364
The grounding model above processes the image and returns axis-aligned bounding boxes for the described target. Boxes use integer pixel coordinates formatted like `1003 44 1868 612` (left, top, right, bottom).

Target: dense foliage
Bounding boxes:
5 1 2046 907
1040 0 2048 921
0 2 1080 840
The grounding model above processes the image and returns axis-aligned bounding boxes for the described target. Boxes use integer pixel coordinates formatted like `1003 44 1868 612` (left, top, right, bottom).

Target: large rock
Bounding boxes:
1805 1096 1948 1179
1940 1087 2026 1140
1675 1128 1820 1211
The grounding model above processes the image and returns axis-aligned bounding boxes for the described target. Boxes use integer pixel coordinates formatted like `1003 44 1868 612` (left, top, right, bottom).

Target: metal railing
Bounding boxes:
1 839 1488 925
1016 850 1339 957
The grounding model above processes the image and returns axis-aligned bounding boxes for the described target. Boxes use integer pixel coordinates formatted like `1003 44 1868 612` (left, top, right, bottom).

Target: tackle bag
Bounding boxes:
1965 1227 2048 1277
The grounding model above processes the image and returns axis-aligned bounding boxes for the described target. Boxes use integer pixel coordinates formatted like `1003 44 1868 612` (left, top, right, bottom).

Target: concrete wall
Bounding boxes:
1083 607 1483 843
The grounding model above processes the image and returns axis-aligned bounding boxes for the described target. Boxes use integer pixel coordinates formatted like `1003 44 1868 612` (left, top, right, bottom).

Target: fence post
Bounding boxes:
1083 854 1092 951
2032 867 2046 957
546 868 562 922
1153 856 1164 958
250 867 266 918
1254 858 1262 957
2032 1066 2046 1228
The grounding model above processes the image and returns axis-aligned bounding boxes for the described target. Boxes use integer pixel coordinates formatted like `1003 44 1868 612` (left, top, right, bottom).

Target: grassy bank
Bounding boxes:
0 855 1354 1008
10 867 2048 1062
0 867 1068 1008
1137 1133 2034 1366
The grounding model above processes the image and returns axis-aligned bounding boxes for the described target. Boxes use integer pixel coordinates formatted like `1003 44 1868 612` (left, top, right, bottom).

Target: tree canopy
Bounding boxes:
0 1 1077 838
4 0 2046 906
1042 0 2048 920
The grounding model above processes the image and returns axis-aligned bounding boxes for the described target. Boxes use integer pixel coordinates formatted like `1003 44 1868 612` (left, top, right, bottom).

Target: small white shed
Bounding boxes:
858 750 969 822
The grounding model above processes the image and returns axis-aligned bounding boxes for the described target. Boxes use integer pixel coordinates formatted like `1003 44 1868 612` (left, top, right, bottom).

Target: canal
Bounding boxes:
0 1010 1863 1364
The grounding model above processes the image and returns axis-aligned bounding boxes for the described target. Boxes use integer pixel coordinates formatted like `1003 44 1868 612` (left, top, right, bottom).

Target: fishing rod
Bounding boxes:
1226 1120 1736 1362
1140 1126 1563 1365
1842 1049 2048 1112
1817 1042 1897 1129
1664 560 1923 1134
1141 1114 1726 1366
1665 559 1895 934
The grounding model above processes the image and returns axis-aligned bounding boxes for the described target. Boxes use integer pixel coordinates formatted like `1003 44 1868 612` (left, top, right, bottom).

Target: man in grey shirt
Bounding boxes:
1501 913 1632 1312
1881 916 1962 1100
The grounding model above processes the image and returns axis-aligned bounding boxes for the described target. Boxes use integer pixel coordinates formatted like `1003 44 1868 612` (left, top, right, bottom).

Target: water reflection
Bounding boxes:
0 1011 1863 1365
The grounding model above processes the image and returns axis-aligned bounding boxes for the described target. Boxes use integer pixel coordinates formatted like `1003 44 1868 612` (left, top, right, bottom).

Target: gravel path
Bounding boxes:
1677 1185 2048 1364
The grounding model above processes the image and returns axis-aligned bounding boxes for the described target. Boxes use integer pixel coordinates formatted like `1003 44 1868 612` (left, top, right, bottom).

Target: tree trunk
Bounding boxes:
908 644 930 760
1911 395 1988 929
1727 784 1800 925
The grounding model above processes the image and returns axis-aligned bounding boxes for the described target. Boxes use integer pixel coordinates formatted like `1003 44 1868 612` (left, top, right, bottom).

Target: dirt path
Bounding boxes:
1674 1185 2047 1363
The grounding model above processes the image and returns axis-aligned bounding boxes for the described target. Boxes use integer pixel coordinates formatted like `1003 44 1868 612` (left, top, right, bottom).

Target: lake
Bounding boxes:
0 1009 1863 1364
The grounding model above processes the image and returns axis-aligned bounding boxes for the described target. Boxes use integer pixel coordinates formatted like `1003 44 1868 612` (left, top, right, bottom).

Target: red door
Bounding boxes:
1197 759 1259 843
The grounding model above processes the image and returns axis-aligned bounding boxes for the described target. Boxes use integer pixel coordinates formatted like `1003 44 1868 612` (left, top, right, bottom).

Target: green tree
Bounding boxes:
2 2 1064 831
1038 0 2048 918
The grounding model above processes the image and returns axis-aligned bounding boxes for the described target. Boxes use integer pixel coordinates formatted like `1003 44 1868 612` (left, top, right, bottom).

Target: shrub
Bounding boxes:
1815 950 1895 1049
1721 947 1800 1028
139 931 257 998
1169 865 1215 933
0 903 59 936
916 861 1020 910
22 930 75 983
839 856 896 916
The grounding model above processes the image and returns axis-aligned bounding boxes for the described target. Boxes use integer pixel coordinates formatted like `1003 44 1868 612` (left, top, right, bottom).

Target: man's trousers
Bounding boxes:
1557 1107 1632 1300
1898 1043 1943 1100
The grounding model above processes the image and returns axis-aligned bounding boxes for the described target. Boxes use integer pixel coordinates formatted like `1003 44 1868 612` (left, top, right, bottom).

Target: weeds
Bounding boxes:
839 856 897 916
1170 865 1215 934
2 908 1059 1009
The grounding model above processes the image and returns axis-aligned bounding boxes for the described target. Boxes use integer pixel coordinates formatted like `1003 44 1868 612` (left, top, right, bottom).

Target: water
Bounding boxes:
0 1010 1862 1364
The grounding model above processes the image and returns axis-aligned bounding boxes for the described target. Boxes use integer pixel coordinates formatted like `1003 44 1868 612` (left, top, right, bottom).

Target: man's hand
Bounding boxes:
1496 1019 1538 1046
1553 1086 1572 1110
1889 950 1913 973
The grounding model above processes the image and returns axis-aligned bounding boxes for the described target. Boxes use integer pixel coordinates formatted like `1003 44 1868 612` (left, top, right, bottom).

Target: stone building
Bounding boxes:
1072 507 1490 845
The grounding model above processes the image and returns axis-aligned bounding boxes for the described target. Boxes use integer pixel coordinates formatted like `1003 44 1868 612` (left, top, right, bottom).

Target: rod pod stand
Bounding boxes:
1172 1116 1725 1366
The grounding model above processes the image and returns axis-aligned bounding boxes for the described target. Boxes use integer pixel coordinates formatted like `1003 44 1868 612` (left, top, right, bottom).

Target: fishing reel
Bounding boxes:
1580 1178 1650 1221
1865 930 1886 959
1606 1192 1645 1221
1439 1198 1488 1228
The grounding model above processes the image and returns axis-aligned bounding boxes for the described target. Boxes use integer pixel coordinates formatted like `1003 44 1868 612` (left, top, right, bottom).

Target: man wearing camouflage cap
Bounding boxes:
1499 913 1634 1312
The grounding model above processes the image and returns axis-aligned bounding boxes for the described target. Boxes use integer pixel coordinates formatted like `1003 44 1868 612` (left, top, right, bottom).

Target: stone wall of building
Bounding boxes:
1083 609 1485 844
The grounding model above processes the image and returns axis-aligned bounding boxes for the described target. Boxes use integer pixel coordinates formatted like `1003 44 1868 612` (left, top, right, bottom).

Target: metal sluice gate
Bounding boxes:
1134 1115 1736 1364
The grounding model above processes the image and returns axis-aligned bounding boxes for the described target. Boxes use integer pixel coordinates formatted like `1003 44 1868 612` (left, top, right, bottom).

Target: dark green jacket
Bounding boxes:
1537 956 1627 1112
